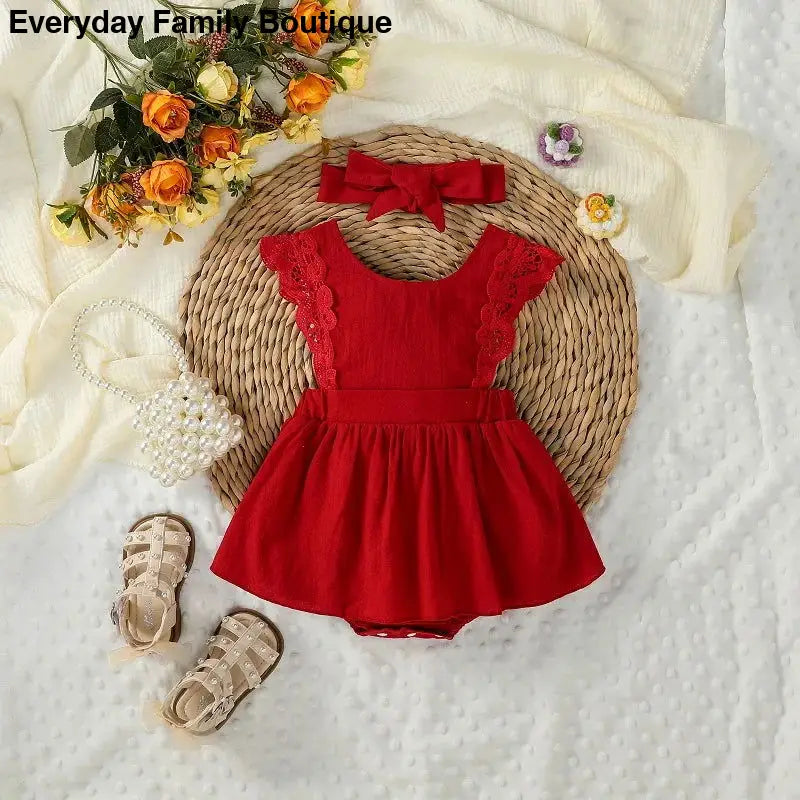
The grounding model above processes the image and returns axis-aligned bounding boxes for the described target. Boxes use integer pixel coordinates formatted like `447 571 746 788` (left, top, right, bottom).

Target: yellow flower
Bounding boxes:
49 205 91 246
281 114 322 144
214 152 257 182
240 130 279 155
176 189 221 228
196 61 239 103
333 47 369 92
136 205 172 229
239 78 255 124
199 168 226 190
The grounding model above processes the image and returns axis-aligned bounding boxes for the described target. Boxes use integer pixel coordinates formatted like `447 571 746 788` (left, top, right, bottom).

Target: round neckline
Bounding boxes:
325 219 504 289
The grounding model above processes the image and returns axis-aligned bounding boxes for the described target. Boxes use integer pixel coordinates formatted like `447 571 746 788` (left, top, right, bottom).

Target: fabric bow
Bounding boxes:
141 701 205 750
108 640 188 668
318 150 506 231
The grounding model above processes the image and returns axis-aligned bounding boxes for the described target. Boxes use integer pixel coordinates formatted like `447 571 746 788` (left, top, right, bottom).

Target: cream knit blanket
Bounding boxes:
0 0 765 525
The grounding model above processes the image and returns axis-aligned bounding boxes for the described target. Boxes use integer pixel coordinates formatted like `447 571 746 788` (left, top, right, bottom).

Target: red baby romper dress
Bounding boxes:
211 219 605 639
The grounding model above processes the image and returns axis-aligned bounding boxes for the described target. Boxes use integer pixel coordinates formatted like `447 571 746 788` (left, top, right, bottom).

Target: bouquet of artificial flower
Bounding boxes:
49 0 373 247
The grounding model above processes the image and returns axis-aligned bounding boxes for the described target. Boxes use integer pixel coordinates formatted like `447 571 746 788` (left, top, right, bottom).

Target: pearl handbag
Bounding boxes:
71 299 244 487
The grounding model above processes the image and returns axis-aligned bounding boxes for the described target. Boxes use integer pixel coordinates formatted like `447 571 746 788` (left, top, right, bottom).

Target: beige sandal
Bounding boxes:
159 610 283 735
111 513 194 659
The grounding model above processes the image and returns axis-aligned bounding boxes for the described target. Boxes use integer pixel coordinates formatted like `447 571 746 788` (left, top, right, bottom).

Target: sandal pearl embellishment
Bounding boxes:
539 122 584 166
575 192 626 239
133 372 244 487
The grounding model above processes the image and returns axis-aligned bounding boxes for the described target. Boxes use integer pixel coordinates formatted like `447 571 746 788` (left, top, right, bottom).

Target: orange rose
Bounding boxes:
141 90 195 142
196 125 241 167
291 1 329 54
285 72 335 115
139 159 193 206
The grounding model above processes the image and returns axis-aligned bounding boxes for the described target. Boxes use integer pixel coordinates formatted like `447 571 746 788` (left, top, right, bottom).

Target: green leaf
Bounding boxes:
568 142 583 155
145 36 178 58
546 123 561 140
221 48 260 76
335 57 359 66
95 117 122 153
128 28 146 59
78 213 92 240
260 0 280 9
229 4 256 25
151 48 178 79
113 101 142 137
90 88 123 111
605 194 615 206
56 207 78 225
331 70 347 91
64 123 97 167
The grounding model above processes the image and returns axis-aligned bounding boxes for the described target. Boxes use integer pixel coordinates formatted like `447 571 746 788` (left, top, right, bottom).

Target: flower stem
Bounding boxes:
50 0 139 74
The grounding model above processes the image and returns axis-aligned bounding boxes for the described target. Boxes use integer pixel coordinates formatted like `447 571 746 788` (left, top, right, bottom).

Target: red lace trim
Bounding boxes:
261 231 337 389
473 235 563 388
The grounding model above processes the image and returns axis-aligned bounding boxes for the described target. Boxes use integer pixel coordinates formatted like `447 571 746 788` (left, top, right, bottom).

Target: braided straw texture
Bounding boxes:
180 126 638 511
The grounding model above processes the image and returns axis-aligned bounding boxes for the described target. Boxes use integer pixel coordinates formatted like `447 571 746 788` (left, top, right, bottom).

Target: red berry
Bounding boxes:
284 57 308 75
202 30 229 60
127 166 147 202
252 104 283 131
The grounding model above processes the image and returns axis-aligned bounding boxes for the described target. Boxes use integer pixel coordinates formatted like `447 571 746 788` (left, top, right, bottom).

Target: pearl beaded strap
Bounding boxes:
71 299 243 487
71 299 190 404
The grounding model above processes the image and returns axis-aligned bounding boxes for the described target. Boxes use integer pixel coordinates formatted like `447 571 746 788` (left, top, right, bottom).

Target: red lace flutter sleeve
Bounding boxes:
473 235 563 388
260 231 338 389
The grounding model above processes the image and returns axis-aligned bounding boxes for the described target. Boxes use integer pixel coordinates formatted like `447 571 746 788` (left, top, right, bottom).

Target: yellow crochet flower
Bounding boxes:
575 192 625 240
585 194 612 222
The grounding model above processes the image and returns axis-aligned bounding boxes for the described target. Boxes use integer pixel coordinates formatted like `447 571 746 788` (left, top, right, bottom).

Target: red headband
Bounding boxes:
317 150 506 231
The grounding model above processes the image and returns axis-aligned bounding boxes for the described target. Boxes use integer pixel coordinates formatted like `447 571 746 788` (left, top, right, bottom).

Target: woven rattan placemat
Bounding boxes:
180 125 638 511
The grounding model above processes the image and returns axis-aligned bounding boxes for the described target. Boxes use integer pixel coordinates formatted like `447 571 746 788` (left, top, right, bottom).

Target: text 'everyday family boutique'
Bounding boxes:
8 8 392 40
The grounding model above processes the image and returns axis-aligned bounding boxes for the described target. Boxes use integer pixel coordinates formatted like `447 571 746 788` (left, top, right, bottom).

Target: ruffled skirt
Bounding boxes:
211 388 604 639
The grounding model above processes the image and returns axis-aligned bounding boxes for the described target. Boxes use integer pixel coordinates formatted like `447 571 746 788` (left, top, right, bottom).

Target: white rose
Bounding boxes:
196 61 239 103
49 206 91 246
334 47 369 92
199 168 226 190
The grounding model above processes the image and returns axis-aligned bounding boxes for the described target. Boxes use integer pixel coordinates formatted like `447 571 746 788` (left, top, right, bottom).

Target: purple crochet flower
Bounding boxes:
539 122 584 167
